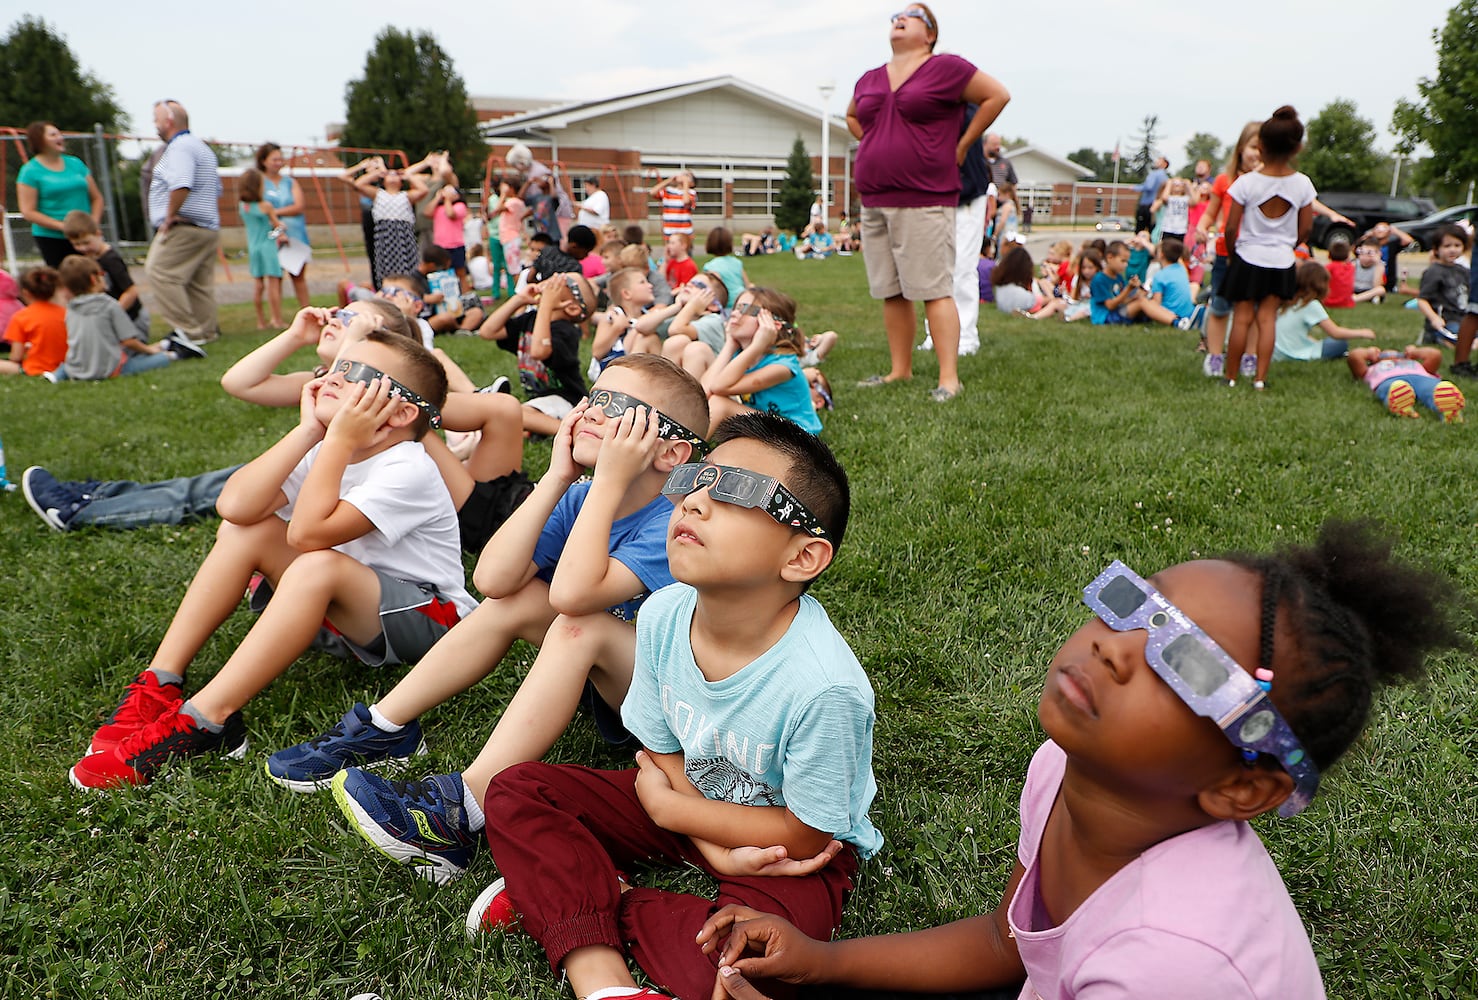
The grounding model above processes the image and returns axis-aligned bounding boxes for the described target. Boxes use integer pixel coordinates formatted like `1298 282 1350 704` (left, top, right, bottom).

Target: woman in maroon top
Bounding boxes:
848 5 1009 402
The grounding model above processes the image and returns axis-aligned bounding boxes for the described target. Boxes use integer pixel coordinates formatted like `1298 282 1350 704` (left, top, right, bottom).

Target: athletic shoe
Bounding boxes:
88 670 184 754
265 703 425 792
165 331 208 360
1434 380 1466 424
464 877 519 937
70 705 247 791
1239 355 1257 377
331 768 478 885
1202 354 1224 378
21 466 94 531
582 988 674 1000
855 374 889 388
928 385 960 403
1450 361 1478 380
1253 380 1267 392
477 376 511 395
1385 379 1420 419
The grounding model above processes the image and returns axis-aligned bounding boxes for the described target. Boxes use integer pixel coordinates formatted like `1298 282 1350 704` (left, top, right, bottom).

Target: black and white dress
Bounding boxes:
372 189 418 288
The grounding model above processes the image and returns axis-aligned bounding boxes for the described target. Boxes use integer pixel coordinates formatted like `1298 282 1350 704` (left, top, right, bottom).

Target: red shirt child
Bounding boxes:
663 233 697 289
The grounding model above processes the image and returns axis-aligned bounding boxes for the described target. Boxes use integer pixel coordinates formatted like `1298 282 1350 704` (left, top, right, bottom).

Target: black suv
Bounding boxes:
1310 192 1436 249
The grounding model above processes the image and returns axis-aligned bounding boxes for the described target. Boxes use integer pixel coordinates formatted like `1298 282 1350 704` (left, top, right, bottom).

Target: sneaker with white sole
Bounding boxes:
70 705 247 790
1240 355 1257 377
265 703 425 792
464 877 519 937
165 331 208 360
1202 354 1224 378
88 670 184 753
21 466 95 531
332 768 478 884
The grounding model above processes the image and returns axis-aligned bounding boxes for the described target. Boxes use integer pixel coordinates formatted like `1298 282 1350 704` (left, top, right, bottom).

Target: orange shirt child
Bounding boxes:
4 300 68 376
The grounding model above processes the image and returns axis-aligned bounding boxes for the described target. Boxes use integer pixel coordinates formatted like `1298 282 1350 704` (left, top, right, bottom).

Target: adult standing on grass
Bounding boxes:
257 143 311 311
144 100 223 344
849 4 1009 403
17 121 104 268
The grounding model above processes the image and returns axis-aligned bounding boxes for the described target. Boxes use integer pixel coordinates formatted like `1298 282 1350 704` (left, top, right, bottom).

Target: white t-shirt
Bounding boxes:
468 254 493 291
462 214 485 250
1227 170 1317 269
278 440 475 616
577 189 610 228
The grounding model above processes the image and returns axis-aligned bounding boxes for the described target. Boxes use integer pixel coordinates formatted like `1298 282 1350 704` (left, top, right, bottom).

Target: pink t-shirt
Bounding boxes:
497 198 526 243
580 255 607 280
1008 742 1325 1000
432 201 468 250
1362 356 1429 392
852 53 977 208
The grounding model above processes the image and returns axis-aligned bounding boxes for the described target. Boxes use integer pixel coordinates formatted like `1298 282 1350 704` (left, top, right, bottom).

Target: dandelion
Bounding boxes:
1081 545 1091 554
964 826 974 835
1164 518 1173 526
1134 501 1143 509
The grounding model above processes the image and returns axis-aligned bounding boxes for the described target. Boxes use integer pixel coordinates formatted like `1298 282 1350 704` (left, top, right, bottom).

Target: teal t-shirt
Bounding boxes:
18 155 92 239
623 583 883 858
745 353 821 434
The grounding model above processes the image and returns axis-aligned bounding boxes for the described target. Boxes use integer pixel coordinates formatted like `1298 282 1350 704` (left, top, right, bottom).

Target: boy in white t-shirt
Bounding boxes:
70 330 474 790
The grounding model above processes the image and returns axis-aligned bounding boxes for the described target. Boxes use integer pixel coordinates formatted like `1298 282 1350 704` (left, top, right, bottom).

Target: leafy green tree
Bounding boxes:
775 136 815 233
1393 0 1478 190
1066 147 1116 182
1301 99 1385 192
340 27 485 186
1181 133 1223 177
1129 114 1161 180
0 16 124 132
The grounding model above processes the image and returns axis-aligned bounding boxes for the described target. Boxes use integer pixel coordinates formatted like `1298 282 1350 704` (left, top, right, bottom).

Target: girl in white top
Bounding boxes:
1223 106 1317 390
1153 176 1193 242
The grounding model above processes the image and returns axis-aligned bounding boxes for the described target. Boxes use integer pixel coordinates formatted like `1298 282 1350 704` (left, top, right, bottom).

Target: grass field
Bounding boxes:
2 252 1475 999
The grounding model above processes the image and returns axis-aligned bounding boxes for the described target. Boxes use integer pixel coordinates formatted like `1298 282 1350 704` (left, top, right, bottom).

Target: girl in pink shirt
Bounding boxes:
428 185 471 290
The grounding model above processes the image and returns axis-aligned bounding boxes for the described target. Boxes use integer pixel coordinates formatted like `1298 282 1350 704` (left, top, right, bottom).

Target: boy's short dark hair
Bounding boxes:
384 272 429 297
1160 238 1184 265
698 272 729 309
705 227 734 257
711 411 850 563
622 224 646 246
566 225 597 253
605 353 710 444
1328 237 1352 261
1105 240 1129 258
62 210 100 241
358 297 419 344
530 232 555 249
1356 235 1382 251
1435 224 1472 252
422 245 452 269
58 255 101 295
364 329 447 440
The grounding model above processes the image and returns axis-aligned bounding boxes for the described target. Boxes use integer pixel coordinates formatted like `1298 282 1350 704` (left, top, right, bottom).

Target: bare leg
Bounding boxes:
880 295 917 382
1206 310 1228 355
253 278 268 328
923 296 960 392
661 334 693 367
188 549 384 724
460 612 636 801
521 406 564 438
1225 301 1255 382
1453 313 1478 365
565 947 639 1000
1253 297 1280 382
267 276 284 326
679 339 716 380
373 581 557 725
1137 298 1179 326
706 395 747 437
445 392 524 484
432 348 479 394
290 267 310 310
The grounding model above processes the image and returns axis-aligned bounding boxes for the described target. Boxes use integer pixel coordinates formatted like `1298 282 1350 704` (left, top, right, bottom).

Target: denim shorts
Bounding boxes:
1209 253 1232 317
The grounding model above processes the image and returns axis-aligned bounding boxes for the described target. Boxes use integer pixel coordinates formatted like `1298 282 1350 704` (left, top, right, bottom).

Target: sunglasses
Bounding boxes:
329 359 442 429
587 388 707 452
733 301 763 317
560 274 587 314
662 463 830 541
891 8 935 29
381 286 419 302
1081 561 1318 817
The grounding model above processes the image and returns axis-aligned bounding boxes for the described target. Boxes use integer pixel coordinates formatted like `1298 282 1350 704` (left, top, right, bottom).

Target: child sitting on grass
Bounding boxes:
1323 237 1356 308
326 357 710 881
589 267 656 377
473 412 879 1000
697 520 1462 1000
56 256 178 380
62 210 149 338
478 271 596 438
70 324 475 790
1090 242 1150 326
0 266 67 378
1352 237 1387 305
700 287 821 435
1272 260 1375 362
1347 345 1465 422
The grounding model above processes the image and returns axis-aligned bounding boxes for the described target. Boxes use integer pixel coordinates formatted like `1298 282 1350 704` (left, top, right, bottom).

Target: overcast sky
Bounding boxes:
18 0 1455 165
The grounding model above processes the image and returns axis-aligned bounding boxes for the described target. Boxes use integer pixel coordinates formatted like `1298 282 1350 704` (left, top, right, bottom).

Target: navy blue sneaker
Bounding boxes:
264 703 424 793
21 466 97 531
331 768 478 885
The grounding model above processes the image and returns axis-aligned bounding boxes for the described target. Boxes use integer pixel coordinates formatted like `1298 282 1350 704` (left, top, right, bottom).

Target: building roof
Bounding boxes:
1005 145 1094 179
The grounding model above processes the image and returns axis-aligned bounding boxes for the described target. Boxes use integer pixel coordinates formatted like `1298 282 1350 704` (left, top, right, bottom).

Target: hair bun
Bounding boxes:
1272 105 1299 120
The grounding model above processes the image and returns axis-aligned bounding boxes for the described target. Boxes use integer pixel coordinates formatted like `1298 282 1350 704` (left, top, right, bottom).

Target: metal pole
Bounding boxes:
1389 155 1401 197
1111 142 1121 217
818 83 835 226
93 124 122 246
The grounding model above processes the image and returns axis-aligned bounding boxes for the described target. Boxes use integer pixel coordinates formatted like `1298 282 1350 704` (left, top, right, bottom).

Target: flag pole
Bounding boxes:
1110 137 1121 217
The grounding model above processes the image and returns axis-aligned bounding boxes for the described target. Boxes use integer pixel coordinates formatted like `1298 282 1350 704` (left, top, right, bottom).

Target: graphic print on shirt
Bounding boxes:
662 684 782 806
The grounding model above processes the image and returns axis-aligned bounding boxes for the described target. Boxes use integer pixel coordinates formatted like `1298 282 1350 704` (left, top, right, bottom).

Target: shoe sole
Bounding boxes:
263 740 426 794
1434 381 1466 423
330 770 465 885
464 877 516 937
68 738 248 792
20 468 66 531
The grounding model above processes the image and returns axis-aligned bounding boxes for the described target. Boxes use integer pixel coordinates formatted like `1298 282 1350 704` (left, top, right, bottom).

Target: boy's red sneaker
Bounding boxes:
70 705 248 791
464 877 519 937
88 671 184 753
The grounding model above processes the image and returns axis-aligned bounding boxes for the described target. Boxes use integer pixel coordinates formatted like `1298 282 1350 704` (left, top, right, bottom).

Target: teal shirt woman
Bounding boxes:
16 121 103 267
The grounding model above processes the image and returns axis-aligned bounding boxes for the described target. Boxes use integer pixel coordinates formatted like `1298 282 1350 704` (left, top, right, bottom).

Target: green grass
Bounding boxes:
2 255 1476 998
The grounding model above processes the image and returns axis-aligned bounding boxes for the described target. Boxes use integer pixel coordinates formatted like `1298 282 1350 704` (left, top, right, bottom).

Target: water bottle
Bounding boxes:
0 432 15 492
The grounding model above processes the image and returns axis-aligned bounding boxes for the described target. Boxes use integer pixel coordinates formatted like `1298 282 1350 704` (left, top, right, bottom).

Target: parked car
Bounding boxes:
1095 217 1131 232
1310 192 1436 249
1400 204 1478 251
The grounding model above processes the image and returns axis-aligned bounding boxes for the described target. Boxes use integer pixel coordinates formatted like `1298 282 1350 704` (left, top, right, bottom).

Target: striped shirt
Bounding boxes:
658 185 695 235
148 131 222 230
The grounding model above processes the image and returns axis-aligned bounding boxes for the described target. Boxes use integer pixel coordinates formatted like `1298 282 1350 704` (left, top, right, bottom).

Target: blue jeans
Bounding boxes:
120 352 174 375
72 465 243 529
1374 373 1443 411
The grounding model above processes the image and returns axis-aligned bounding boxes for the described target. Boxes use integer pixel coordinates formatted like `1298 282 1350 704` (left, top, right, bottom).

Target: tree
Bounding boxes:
0 16 124 132
1180 133 1223 177
1393 0 1478 190
340 27 485 186
1129 115 1161 180
1066 147 1116 182
775 136 815 233
1301 99 1385 192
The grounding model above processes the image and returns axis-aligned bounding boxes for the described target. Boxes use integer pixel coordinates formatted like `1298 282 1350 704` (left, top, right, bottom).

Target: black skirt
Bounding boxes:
1223 254 1297 303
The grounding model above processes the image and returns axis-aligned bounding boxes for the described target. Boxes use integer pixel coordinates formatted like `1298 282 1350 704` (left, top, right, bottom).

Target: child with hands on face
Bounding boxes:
700 287 822 435
479 269 595 438
70 326 475 791
696 521 1464 1000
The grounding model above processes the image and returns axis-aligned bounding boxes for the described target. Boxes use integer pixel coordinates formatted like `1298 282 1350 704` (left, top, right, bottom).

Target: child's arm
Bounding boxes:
1316 318 1375 341
1296 203 1313 245
634 749 835 859
667 285 715 340
221 308 332 405
1223 200 1244 254
1346 346 1380 379
632 298 683 336
215 379 327 524
527 282 562 362
546 407 666 617
1105 278 1138 310
471 402 588 596
590 307 631 361
1410 344 1445 375
477 288 535 342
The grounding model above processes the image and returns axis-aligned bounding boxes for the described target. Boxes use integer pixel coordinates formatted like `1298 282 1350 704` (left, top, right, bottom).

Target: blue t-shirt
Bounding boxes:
622 583 883 859
1150 263 1194 319
531 482 675 622
1090 272 1127 324
263 175 310 245
744 353 822 434
18 155 93 239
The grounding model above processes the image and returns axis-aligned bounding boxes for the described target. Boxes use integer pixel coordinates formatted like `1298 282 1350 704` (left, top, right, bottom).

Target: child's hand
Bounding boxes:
593 404 663 487
688 286 715 313
289 307 332 346
1128 276 1141 288
545 399 589 485
696 905 829 989
753 310 779 350
702 840 843 879
297 376 329 441
633 748 677 818
325 374 401 452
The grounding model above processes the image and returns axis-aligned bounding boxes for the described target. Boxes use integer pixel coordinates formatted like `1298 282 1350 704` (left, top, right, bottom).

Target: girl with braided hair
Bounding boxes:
694 519 1464 1000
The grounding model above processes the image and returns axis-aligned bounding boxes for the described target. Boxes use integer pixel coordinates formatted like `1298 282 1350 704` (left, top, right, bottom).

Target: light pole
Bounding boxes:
818 82 835 225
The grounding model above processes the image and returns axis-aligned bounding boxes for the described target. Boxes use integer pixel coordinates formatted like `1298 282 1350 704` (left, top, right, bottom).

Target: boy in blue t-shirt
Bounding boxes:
267 356 710 808
1145 239 1204 330
1091 241 1148 325
475 412 879 1000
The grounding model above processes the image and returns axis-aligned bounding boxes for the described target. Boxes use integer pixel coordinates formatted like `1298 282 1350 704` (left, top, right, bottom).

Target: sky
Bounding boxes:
14 0 1457 166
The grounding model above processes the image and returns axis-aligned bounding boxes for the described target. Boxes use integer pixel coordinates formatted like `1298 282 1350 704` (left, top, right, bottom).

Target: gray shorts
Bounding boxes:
249 570 462 667
861 204 955 301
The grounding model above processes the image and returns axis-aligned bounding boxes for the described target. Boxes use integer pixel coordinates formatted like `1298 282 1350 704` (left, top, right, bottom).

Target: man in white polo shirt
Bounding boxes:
144 100 222 346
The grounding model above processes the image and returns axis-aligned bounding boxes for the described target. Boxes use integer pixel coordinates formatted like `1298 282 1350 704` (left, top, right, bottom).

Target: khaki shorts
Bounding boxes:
861 205 956 301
